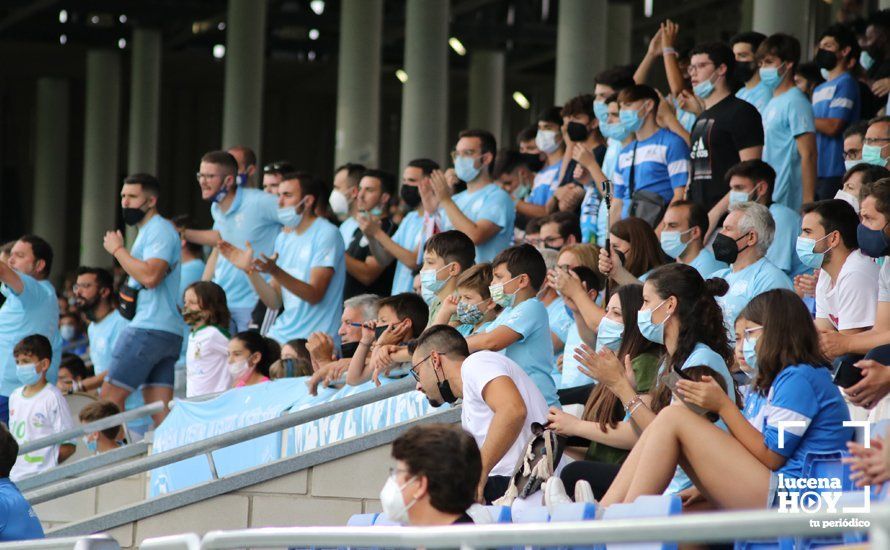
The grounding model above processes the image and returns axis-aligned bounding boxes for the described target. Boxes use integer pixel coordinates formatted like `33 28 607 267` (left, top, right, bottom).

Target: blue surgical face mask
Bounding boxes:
796 234 833 269
729 189 754 206
660 228 693 259
595 316 624 352
16 363 41 386
564 304 575 321
759 65 784 89
619 107 645 133
601 120 631 141
456 299 487 325
420 263 453 304
693 74 716 99
845 159 864 172
861 50 875 71
637 300 670 345
83 435 98 454
454 155 482 183
593 101 609 124
857 222 890 258
489 276 521 309
535 129 561 154
862 144 887 167
277 198 306 227
60 325 77 341
742 336 758 374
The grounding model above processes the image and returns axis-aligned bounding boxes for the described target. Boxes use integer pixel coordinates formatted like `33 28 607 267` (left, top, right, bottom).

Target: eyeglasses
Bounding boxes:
72 283 96 291
843 149 862 160
195 173 222 182
450 150 480 161
409 353 433 381
864 137 890 146
687 61 714 76
743 326 763 341
263 162 292 174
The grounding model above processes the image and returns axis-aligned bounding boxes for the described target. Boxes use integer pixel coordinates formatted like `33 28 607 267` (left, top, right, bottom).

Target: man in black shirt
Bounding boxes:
343 169 397 298
687 42 764 213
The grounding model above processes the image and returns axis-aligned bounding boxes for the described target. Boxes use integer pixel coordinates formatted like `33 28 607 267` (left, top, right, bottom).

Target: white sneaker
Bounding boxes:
574 480 596 503
544 477 573 511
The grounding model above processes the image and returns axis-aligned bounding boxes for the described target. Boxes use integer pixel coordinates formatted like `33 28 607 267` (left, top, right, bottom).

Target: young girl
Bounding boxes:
597 289 851 510
183 282 231 398
227 331 277 388
435 263 499 336
270 339 313 379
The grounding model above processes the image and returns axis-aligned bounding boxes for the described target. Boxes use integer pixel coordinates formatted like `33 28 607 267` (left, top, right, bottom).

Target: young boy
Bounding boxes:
8 335 75 481
79 400 124 454
418 230 476 322
466 244 560 407
434 263 499 336
346 293 428 386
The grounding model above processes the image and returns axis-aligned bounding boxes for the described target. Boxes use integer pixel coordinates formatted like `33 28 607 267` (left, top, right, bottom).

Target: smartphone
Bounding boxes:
833 358 865 389
662 370 709 416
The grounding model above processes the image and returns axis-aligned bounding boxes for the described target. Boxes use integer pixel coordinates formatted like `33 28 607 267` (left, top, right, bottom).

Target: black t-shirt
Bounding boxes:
343 217 397 299
688 95 764 211
452 512 474 524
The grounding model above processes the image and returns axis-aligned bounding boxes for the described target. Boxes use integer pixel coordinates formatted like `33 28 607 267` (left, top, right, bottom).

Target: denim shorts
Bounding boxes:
108 327 183 392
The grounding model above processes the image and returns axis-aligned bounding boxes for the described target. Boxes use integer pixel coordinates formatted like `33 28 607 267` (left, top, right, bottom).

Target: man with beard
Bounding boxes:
0 236 60 425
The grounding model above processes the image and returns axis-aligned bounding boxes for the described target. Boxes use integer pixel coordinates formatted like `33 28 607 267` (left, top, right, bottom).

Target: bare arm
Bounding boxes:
0 262 24 295
814 117 846 136
479 376 528 480
345 255 386 288
466 325 522 353
797 132 817 205
739 146 763 161
268 264 335 305
202 248 218 281
114 251 169 290
183 229 222 247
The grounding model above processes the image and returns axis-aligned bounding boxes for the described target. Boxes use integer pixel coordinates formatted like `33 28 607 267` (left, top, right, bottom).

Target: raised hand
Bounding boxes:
218 240 255 272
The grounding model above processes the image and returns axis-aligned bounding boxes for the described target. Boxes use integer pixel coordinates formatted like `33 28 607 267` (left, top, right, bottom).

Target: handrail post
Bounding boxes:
205 452 219 480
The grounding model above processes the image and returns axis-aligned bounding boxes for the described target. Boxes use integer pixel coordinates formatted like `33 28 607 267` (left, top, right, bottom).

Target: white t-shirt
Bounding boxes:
815 250 880 331
878 260 890 303
186 325 232 398
460 350 549 478
8 383 75 481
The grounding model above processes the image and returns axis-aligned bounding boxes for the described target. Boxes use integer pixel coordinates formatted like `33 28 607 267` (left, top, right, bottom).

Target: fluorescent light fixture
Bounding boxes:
644 0 653 17
307 50 317 61
213 44 226 59
513 91 530 110
449 37 466 56
59 34 67 45
395 69 408 83
310 0 325 15
119 14 127 24
218 22 226 30
309 28 319 40
90 15 100 24
118 38 126 49
59 9 68 23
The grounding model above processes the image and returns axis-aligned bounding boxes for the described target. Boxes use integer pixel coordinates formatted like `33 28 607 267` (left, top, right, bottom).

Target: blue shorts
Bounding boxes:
108 327 183 392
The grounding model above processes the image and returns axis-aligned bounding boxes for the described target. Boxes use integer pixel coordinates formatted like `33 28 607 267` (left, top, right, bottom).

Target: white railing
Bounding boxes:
139 504 890 550
0 535 119 550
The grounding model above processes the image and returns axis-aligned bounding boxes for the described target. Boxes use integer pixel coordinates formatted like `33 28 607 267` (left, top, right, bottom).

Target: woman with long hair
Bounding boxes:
596 289 851 509
598 217 668 286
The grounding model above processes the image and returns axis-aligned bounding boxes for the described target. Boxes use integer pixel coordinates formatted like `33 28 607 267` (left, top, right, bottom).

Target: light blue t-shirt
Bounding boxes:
527 161 563 205
127 215 184 335
546 297 573 345
762 87 815 212
596 138 625 247
713 257 794 340
441 183 516 263
580 185 599 245
0 479 44 542
755 364 851 479
390 210 424 295
268 218 346 343
179 259 205 306
88 311 147 428
681 342 734 397
812 72 859 179
736 82 772 114
766 203 807 276
485 298 559 407
0 275 61 397
339 217 360 248
613 129 690 218
687 248 728 279
211 188 281 310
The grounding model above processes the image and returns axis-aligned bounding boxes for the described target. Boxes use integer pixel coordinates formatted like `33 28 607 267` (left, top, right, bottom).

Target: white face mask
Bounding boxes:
329 189 350 219
379 475 417 524
227 360 250 380
834 189 860 213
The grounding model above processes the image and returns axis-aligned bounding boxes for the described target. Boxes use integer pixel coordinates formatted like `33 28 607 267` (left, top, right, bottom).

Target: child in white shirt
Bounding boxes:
183 282 232 398
8 334 75 481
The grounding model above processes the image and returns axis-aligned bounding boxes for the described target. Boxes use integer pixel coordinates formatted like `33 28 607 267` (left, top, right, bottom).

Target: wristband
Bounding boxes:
662 47 677 56
623 394 644 414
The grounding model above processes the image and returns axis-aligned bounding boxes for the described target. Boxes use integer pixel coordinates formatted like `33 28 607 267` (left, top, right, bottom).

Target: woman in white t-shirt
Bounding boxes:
183 282 232 398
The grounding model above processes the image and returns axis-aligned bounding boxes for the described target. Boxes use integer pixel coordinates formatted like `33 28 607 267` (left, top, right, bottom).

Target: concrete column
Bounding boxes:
752 0 810 45
399 0 450 169
555 0 607 104
606 2 633 67
221 0 267 157
127 28 161 175
335 0 383 167
80 51 121 267
468 50 504 138
882 0 890 11
33 78 69 283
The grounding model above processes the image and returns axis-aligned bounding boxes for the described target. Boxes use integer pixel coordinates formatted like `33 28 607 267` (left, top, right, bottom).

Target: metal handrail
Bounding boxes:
16 440 151 492
24 377 417 505
0 534 119 550
144 505 890 550
18 401 164 455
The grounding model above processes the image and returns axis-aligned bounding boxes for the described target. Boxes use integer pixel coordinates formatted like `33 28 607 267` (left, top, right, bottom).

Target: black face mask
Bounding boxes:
282 358 296 378
400 184 421 208
713 232 751 265
815 48 838 71
122 206 147 226
566 121 589 142
733 61 756 83
374 324 389 340
340 341 360 359
429 356 457 407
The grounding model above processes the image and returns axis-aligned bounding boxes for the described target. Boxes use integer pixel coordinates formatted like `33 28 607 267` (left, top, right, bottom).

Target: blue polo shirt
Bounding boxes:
0 479 43 541
0 275 60 397
211 187 281 310
441 183 516 263
127 215 184 336
268 218 346 343
762 87 815 212
390 210 424 295
812 72 860 179
713 257 794 341
613 129 690 218
527 161 563 205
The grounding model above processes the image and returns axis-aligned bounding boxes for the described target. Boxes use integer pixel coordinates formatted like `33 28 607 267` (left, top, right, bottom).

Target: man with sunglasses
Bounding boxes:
261 160 294 195
409 325 548 504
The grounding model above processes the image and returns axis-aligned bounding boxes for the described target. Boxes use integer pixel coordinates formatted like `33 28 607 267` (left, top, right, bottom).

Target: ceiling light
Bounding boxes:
512 91 530 110
118 38 127 49
395 69 408 83
308 28 319 40
213 44 226 59
59 9 68 23
449 37 466 56
307 50 317 61
310 0 325 15
644 0 653 17
59 34 67 45
119 14 127 24
218 22 226 30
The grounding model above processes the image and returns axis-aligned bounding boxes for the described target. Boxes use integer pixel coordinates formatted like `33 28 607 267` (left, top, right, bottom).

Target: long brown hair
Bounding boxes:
185 281 231 329
582 284 664 429
610 217 667 278
739 289 831 396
